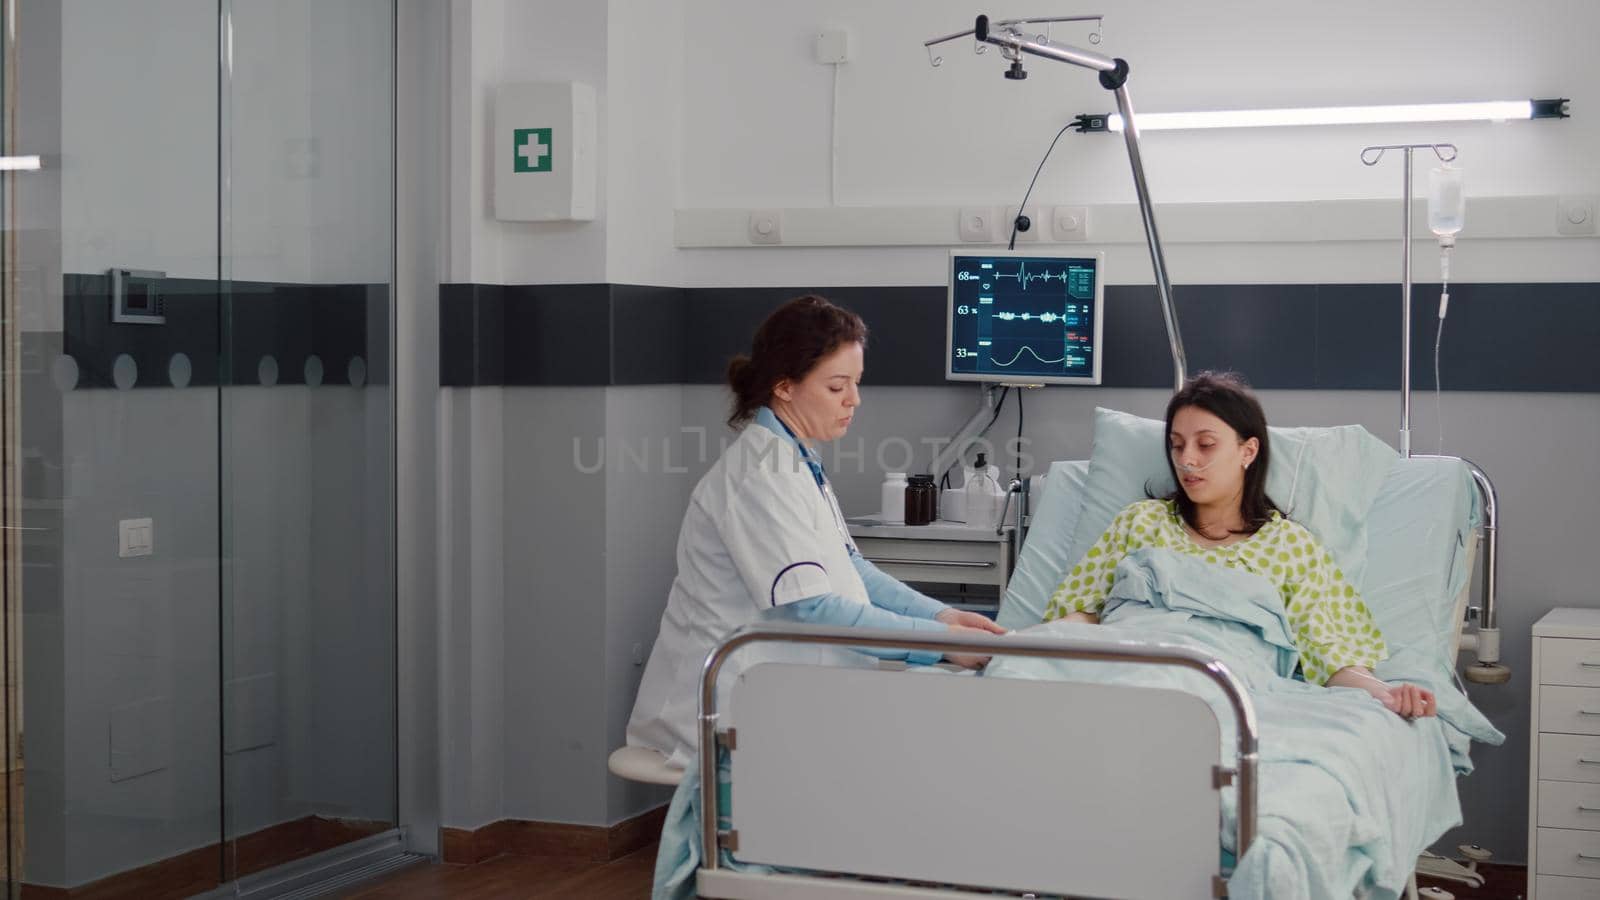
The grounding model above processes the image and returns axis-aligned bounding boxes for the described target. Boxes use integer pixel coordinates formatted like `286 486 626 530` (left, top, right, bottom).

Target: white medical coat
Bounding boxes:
626 422 871 769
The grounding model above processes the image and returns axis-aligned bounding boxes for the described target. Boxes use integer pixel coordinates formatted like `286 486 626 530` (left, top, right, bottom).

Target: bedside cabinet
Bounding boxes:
847 519 1015 596
1530 608 1600 898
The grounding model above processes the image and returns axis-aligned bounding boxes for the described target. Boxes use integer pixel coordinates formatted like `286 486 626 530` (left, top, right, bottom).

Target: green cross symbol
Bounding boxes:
514 128 552 173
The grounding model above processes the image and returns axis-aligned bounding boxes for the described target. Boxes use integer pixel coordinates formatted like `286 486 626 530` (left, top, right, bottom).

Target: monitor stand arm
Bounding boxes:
972 14 1186 391
926 384 1003 479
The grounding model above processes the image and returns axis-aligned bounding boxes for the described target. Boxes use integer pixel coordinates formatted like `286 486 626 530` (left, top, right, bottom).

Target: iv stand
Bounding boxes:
925 15 1188 486
1359 142 1457 459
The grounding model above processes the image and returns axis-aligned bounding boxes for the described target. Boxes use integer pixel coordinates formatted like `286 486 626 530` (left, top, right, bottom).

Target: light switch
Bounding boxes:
119 518 153 558
957 207 997 242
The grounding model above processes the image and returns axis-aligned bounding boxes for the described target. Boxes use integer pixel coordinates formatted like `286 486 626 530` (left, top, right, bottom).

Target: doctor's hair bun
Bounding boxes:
726 354 755 394
726 295 867 428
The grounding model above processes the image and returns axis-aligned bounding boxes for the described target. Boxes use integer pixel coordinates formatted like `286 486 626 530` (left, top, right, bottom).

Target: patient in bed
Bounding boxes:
1042 372 1435 719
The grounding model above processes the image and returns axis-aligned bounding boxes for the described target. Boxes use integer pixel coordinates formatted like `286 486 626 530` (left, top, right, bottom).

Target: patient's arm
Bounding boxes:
1057 611 1100 625
1326 666 1436 719
1043 504 1142 622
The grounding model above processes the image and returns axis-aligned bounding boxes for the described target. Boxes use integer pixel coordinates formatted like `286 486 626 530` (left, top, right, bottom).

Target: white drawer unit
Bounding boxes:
1541 638 1600 688
1537 874 1600 900
848 520 1015 594
1531 608 1600 899
1540 734 1600 784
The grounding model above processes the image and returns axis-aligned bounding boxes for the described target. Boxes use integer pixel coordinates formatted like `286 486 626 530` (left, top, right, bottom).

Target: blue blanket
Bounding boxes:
990 549 1502 900
652 548 1503 900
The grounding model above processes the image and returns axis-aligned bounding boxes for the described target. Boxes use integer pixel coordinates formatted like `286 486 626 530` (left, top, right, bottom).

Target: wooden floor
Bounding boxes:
1418 862 1527 900
341 843 657 899
345 844 1526 900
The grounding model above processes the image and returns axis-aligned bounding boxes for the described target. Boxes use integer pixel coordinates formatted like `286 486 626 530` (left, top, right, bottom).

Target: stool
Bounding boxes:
608 745 684 786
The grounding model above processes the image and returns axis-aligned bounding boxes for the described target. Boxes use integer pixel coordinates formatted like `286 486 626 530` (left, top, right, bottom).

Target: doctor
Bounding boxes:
626 295 1007 768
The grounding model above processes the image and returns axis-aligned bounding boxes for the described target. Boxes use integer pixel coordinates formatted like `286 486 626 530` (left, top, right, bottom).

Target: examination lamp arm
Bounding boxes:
973 15 1187 391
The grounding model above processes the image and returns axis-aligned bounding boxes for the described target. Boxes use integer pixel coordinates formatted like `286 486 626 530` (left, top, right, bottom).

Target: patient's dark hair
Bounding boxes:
1160 371 1281 536
726 295 868 428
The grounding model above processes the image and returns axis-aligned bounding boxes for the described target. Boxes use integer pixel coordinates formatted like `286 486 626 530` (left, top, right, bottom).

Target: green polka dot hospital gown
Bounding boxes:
1043 499 1387 685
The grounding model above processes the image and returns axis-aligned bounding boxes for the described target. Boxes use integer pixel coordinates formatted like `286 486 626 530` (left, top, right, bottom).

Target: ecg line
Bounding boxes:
992 261 1070 290
990 345 1066 367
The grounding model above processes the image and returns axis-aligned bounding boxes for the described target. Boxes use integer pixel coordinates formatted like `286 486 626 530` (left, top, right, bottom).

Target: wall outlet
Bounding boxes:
1003 205 1041 243
118 518 153 558
814 28 850 64
957 207 996 242
748 209 783 244
1051 205 1089 241
1557 196 1596 235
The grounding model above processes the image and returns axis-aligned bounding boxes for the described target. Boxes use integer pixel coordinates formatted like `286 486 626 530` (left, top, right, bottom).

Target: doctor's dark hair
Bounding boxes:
1159 371 1281 536
726 295 868 428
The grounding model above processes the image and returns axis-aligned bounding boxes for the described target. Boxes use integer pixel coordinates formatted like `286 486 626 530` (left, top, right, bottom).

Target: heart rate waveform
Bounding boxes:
992 261 1095 299
992 261 1066 290
990 345 1066 367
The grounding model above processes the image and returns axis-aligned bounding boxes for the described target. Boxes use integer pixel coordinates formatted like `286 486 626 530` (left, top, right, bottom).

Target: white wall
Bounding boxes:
439 0 689 831
448 0 610 286
683 0 1596 208
673 0 1600 287
605 0 686 286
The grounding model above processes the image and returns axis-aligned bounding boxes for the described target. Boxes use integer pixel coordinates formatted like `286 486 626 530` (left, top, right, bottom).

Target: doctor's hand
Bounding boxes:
940 623 1001 670
935 609 1008 634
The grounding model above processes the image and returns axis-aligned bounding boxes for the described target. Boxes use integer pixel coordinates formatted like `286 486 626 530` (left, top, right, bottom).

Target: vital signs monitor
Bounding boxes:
946 249 1105 385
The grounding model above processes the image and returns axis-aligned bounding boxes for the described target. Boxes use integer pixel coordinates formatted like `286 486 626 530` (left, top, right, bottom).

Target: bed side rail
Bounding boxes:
1413 454 1509 684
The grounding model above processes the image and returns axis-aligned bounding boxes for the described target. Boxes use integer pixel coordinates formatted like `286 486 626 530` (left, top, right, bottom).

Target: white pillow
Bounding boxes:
998 461 1091 630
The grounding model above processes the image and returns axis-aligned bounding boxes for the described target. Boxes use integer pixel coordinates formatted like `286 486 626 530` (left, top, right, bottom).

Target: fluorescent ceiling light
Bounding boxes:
1082 99 1569 133
0 155 42 171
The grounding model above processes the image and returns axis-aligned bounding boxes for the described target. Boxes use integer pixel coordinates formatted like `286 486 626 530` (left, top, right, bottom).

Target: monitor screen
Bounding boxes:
945 249 1104 385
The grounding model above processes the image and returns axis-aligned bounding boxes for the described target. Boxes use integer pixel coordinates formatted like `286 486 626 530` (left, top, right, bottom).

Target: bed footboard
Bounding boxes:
697 626 1259 899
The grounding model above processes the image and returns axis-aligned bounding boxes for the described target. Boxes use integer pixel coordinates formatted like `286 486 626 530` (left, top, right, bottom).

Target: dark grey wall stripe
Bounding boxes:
63 274 388 389
610 285 688 384
438 280 1600 392
440 283 689 386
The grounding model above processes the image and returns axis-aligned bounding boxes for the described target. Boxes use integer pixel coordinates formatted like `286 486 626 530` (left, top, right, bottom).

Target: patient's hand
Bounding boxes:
1327 666 1436 719
941 623 997 670
1380 682 1436 719
1058 610 1100 625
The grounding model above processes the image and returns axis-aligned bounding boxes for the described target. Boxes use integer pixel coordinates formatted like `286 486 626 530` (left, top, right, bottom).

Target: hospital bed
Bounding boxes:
682 434 1506 900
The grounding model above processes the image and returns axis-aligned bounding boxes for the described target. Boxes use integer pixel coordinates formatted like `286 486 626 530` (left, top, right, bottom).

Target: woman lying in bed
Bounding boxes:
1043 372 1435 719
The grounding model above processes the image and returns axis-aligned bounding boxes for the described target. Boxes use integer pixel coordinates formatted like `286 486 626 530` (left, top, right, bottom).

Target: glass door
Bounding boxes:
219 0 397 880
1 1 21 890
11 1 225 895
1 1 398 895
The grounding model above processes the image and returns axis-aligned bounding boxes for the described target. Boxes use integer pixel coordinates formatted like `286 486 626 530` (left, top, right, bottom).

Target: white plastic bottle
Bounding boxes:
963 453 1006 530
880 473 909 524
